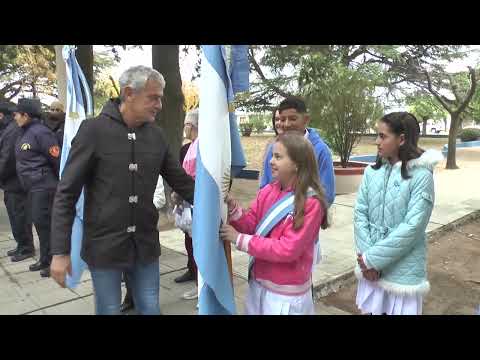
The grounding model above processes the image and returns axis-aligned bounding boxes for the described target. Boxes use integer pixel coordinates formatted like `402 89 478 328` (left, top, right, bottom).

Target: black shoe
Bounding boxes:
29 261 49 272
40 267 50 278
120 299 134 313
7 247 19 257
174 270 195 283
11 251 35 262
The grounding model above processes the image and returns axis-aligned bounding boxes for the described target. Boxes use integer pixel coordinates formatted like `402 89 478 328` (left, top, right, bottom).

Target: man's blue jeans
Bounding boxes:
90 259 160 315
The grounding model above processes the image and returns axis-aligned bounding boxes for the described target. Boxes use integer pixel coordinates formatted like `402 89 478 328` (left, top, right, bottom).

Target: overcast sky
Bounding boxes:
27 45 480 107
103 45 480 81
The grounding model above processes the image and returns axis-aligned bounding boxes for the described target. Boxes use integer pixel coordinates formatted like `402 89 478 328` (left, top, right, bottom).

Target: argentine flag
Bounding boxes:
193 45 249 315
61 46 93 288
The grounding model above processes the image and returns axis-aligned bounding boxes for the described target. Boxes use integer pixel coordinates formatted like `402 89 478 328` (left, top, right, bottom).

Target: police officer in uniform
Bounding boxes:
13 98 60 277
0 101 15 138
0 102 35 260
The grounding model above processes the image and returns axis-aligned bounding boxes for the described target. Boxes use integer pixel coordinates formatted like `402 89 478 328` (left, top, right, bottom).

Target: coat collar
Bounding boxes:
382 149 443 171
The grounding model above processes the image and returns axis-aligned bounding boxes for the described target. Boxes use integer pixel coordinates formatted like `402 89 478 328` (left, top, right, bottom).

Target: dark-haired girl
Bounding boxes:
354 112 443 315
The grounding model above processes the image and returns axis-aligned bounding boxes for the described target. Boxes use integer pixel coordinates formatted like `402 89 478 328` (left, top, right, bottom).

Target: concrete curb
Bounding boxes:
313 209 480 299
426 210 480 243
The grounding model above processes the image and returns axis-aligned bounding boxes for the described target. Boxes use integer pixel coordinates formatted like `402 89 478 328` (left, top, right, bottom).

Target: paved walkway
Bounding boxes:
1 154 478 315
0 229 348 315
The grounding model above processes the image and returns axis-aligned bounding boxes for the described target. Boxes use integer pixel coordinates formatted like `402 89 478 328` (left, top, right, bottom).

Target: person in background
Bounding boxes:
259 107 282 187
0 101 35 262
172 110 199 302
260 97 335 206
42 100 65 148
0 101 15 138
14 98 60 278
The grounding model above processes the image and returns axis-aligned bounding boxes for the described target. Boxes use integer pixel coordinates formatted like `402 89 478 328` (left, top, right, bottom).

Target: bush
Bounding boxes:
239 113 269 136
249 113 268 134
239 122 253 137
304 64 383 168
459 128 480 142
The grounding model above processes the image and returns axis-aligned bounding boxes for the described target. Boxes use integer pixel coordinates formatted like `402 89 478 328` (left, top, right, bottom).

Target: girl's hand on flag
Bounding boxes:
220 224 239 244
224 194 239 213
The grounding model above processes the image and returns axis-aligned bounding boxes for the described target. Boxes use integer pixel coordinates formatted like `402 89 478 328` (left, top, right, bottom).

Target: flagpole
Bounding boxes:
194 45 248 314
223 241 233 283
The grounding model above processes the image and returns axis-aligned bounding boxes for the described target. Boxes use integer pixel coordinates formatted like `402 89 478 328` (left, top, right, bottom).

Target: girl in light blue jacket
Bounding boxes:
354 112 443 315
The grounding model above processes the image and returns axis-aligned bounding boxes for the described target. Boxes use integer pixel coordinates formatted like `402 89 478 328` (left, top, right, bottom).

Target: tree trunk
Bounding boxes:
444 118 448 132
152 45 185 213
76 45 94 109
422 116 428 136
446 114 459 169
152 45 184 157
54 45 67 107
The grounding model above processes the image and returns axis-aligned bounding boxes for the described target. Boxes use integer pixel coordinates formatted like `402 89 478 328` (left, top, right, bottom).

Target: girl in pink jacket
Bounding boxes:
220 132 329 315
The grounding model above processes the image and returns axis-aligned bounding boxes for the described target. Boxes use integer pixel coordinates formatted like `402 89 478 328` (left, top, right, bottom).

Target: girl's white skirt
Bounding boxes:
356 279 423 315
245 279 315 315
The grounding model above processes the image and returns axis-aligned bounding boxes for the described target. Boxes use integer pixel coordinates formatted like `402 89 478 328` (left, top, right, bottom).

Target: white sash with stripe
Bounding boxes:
248 189 321 280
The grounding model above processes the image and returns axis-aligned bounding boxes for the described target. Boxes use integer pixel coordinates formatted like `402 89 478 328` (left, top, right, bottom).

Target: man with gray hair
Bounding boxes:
50 66 195 315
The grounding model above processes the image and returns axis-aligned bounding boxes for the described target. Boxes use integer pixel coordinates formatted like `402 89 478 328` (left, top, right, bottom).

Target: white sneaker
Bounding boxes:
182 286 198 300
8 233 14 241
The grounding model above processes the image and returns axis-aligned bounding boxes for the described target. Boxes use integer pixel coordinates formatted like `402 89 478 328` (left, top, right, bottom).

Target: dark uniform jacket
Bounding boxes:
0 119 24 192
15 119 60 192
50 99 195 269
0 114 13 139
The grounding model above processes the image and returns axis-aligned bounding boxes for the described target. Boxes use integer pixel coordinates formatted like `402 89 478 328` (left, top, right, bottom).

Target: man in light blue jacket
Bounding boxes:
260 96 335 206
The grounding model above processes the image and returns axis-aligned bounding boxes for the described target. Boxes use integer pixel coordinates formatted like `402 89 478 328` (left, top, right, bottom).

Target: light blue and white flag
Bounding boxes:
192 45 249 315
61 45 93 289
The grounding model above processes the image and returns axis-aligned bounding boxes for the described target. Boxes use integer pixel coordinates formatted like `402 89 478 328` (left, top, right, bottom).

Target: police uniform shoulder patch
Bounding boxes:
21 143 31 151
49 145 60 158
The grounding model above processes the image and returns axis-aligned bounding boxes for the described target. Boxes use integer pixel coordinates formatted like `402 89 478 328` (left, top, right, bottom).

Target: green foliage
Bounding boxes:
459 128 480 142
468 86 480 123
248 113 269 133
92 50 119 114
303 62 384 167
0 45 120 110
239 122 253 136
406 92 446 122
239 113 269 136
0 45 56 101
243 45 468 113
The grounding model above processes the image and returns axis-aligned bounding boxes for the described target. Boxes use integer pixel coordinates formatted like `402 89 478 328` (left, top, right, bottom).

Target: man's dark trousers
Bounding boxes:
4 191 34 253
30 189 55 265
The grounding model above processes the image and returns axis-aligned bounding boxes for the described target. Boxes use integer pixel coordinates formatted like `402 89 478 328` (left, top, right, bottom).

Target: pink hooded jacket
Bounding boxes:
229 181 324 296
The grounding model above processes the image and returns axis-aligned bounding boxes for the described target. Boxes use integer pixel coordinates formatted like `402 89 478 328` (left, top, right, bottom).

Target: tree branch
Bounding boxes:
248 47 293 99
456 67 477 115
109 75 120 96
425 70 453 113
343 45 368 65
5 86 22 100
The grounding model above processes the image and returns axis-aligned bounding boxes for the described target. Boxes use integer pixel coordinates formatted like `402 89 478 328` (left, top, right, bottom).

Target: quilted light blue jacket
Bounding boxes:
354 150 443 296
